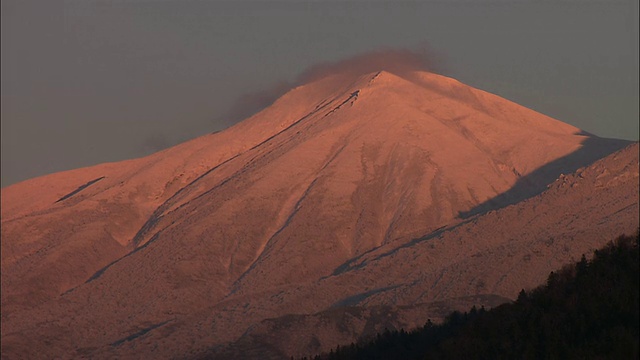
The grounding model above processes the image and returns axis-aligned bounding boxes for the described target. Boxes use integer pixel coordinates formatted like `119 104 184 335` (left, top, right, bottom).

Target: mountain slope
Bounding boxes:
215 142 638 359
1 70 633 359
315 232 639 360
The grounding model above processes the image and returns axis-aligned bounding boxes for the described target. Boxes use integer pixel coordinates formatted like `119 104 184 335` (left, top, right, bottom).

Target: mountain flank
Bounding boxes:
1 70 636 359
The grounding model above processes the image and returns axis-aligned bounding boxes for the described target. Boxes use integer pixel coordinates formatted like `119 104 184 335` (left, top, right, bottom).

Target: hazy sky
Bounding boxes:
2 0 638 187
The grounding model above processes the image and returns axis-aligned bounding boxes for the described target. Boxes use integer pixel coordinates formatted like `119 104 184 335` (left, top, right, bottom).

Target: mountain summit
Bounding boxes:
1 70 635 359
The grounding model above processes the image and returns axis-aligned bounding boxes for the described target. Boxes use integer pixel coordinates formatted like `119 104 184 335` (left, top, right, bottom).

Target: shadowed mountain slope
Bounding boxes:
1 70 634 359
311 232 639 360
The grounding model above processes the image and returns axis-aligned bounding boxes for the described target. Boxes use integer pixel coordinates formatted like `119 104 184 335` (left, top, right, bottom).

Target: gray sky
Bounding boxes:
2 0 638 187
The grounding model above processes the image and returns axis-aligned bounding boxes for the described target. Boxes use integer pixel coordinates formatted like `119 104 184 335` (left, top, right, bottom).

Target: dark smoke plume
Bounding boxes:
223 46 444 125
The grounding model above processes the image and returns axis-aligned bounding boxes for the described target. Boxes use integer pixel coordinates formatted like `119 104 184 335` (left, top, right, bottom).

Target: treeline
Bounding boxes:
303 232 639 360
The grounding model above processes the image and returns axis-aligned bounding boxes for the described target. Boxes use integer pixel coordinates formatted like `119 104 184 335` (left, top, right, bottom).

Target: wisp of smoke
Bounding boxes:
297 47 441 84
223 46 443 125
